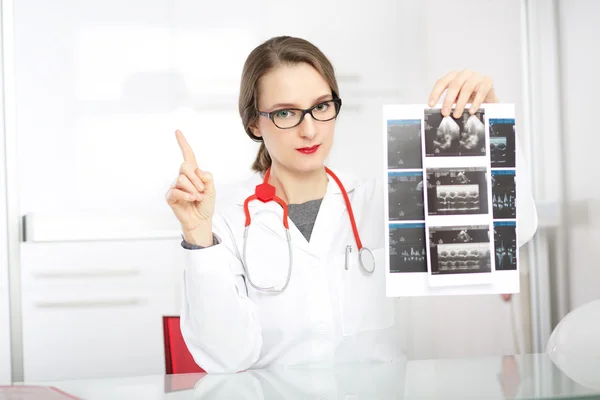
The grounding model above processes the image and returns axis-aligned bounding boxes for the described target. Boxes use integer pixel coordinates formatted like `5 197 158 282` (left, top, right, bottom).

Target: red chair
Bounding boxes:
162 316 205 374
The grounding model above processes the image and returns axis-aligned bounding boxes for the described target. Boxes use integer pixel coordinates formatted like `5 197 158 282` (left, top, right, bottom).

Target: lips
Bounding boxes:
296 145 320 154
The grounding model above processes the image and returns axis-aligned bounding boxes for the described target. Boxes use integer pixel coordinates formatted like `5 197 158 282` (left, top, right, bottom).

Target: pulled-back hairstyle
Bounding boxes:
238 36 339 173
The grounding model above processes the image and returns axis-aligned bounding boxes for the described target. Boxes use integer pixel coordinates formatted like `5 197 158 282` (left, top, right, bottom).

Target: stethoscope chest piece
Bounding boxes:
358 247 375 274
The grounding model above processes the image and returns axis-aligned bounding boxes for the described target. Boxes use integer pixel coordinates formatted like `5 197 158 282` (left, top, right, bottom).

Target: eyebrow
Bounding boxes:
268 94 333 110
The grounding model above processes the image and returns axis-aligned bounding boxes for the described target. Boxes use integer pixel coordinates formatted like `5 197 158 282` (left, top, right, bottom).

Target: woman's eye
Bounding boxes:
315 103 330 111
275 110 294 118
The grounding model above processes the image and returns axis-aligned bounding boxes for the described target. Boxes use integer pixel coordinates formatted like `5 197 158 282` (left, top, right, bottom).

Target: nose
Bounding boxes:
299 113 318 139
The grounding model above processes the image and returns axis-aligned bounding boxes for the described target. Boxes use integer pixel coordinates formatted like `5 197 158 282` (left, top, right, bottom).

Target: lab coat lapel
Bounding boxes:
234 174 314 257
308 169 359 260
244 200 315 258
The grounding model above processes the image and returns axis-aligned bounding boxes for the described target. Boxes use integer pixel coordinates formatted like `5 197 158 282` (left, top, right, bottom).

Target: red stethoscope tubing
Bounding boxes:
243 166 364 251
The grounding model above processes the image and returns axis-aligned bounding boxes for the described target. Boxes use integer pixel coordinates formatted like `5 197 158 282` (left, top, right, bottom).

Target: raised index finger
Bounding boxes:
175 130 197 165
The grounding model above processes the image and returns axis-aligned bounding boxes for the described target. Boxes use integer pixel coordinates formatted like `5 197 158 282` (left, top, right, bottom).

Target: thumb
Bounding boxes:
195 169 215 195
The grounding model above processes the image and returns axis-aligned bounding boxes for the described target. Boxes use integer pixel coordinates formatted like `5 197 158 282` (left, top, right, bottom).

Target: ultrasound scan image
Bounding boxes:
491 170 516 219
428 225 492 275
387 120 423 169
389 223 427 273
494 222 517 270
489 119 516 168
424 109 486 157
426 167 489 216
388 172 425 221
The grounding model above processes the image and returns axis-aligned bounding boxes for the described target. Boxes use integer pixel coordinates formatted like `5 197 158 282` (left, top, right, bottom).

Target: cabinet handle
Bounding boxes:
22 213 181 242
35 298 144 309
33 269 140 279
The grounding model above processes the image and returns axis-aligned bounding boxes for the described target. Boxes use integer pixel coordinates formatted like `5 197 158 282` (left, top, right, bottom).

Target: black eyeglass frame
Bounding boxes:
257 98 343 129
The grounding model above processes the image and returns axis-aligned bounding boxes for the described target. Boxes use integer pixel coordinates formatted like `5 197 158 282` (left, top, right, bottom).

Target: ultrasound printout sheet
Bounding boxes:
383 104 519 297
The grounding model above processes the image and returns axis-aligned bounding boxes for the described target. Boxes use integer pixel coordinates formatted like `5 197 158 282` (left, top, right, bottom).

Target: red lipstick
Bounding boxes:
297 145 320 154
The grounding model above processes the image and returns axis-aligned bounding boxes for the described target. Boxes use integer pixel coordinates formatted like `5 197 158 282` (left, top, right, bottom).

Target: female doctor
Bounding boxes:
166 36 538 374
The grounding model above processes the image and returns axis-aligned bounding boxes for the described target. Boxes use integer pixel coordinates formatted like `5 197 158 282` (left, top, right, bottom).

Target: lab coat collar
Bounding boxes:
233 167 360 206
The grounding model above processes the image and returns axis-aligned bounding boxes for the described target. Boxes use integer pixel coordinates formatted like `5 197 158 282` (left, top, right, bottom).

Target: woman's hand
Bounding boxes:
166 130 216 244
428 69 499 118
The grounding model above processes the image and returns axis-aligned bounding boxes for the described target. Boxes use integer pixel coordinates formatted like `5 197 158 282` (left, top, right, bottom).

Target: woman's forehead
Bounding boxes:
258 63 331 109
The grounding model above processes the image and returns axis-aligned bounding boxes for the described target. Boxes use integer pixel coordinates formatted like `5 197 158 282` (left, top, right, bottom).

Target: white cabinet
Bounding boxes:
21 288 172 381
20 239 185 381
257 0 426 95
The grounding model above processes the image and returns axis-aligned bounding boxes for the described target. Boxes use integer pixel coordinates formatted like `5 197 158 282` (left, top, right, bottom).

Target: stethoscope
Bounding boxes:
241 166 375 294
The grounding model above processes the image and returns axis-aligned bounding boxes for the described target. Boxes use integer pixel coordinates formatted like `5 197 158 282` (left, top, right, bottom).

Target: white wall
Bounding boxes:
556 0 600 311
0 0 13 384
6 0 533 381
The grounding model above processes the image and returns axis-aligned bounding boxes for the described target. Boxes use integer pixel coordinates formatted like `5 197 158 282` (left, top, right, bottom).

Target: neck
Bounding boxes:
266 163 328 204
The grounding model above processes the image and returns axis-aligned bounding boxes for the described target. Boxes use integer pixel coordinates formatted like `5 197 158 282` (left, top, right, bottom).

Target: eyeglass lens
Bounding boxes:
273 100 339 128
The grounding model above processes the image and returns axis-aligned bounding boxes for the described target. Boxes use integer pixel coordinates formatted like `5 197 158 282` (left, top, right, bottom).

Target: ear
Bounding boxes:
249 123 262 138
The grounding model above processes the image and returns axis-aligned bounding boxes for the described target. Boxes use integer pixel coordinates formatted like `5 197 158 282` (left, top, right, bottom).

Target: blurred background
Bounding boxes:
0 0 597 384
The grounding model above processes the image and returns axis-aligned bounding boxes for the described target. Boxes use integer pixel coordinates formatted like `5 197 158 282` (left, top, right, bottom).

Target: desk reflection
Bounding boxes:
13 354 600 399
158 354 600 400
190 361 406 399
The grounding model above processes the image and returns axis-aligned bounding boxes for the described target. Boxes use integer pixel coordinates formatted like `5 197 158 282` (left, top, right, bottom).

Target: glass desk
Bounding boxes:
10 353 600 399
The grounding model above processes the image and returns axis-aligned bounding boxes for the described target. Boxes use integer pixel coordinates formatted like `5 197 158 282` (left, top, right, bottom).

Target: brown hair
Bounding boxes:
238 36 339 173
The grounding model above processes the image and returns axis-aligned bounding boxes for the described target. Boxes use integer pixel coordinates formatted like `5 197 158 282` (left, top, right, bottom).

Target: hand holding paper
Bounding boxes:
427 70 500 117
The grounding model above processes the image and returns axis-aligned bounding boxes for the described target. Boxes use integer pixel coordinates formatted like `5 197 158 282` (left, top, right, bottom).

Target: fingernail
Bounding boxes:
442 108 449 115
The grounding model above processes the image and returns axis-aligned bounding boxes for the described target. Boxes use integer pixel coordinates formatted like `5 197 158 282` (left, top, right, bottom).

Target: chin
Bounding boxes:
296 163 325 174
290 157 326 174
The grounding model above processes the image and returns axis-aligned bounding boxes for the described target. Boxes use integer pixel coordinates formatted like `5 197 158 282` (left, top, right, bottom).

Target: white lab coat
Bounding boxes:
180 170 402 373
180 165 538 373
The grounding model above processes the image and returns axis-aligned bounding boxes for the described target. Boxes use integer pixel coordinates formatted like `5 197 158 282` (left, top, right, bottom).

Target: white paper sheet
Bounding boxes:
383 104 519 297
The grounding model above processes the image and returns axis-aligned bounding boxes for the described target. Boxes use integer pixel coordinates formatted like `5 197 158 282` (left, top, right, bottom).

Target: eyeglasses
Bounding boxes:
258 98 342 129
